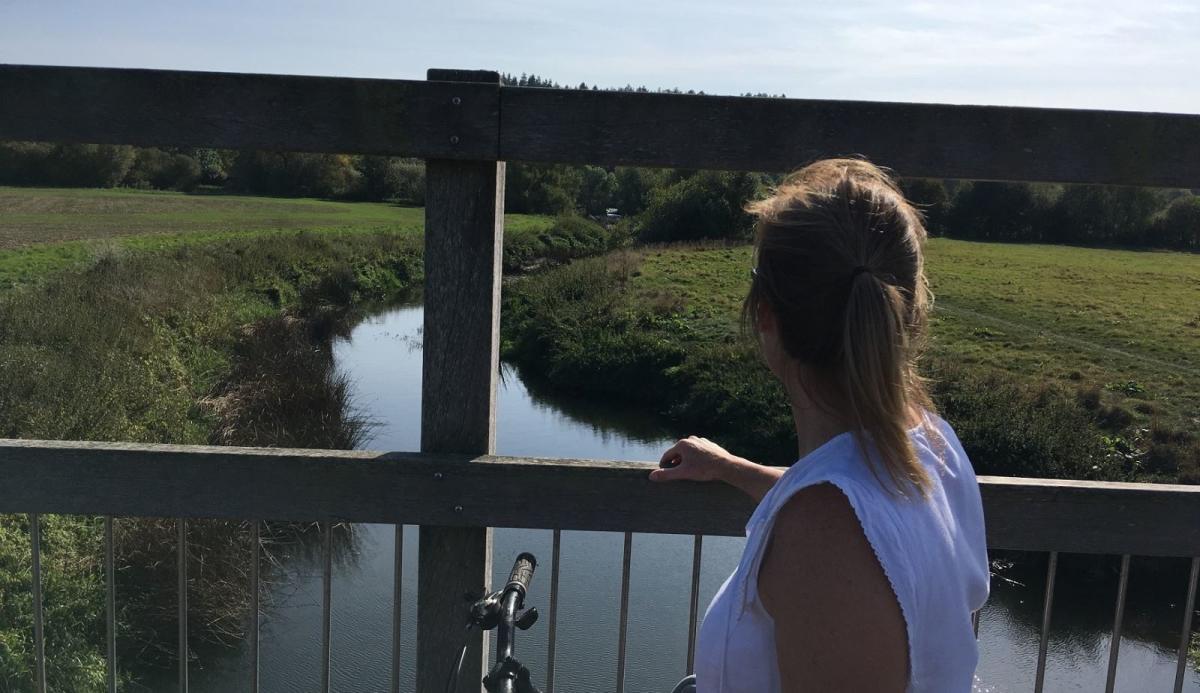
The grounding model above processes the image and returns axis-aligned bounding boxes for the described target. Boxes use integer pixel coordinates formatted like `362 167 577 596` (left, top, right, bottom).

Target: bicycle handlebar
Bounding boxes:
505 552 537 598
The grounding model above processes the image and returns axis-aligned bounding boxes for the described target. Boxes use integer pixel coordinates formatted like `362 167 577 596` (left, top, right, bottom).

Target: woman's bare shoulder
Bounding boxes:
759 482 908 691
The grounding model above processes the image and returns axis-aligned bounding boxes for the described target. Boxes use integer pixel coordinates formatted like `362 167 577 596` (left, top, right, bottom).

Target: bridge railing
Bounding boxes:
2 63 1199 693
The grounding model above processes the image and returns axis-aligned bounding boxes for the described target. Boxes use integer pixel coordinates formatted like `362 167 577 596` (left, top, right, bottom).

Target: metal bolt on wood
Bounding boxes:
449 135 460 144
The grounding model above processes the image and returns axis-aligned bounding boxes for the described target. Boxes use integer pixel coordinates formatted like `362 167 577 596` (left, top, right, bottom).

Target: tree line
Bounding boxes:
903 178 1199 250
500 72 785 98
1 140 1196 251
0 142 427 203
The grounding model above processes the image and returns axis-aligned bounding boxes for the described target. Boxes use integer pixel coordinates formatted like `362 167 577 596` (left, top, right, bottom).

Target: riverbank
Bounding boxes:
0 186 594 287
0 228 427 689
501 241 1200 482
0 186 624 689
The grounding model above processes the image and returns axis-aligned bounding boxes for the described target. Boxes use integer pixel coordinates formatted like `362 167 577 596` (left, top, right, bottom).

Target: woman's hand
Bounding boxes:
650 436 741 483
650 436 784 501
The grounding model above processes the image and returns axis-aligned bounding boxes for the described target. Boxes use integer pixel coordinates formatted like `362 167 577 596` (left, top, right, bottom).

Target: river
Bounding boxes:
167 304 1198 693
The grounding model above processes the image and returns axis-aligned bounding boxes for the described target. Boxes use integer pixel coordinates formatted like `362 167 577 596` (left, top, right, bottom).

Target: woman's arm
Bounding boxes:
758 483 908 692
649 436 783 502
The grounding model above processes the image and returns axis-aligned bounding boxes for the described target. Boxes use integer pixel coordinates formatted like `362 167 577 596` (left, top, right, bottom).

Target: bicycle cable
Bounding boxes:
444 623 475 693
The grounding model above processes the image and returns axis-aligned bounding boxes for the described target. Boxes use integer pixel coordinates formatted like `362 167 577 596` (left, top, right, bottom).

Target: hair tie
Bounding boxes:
851 265 871 278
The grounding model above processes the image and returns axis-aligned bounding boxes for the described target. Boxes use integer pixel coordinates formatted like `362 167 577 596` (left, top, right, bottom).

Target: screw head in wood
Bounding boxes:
454 505 464 513
434 472 443 480
449 135 460 145
451 96 462 105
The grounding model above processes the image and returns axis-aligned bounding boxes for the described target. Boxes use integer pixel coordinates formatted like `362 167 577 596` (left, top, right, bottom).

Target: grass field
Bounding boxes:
629 240 1200 435
0 186 556 286
504 239 1200 481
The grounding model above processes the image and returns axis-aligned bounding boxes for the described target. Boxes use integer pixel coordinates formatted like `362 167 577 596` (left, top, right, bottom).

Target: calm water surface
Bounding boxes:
172 305 1198 693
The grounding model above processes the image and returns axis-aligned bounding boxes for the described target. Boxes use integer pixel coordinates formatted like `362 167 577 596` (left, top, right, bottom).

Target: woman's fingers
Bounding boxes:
653 439 699 481
659 442 683 468
659 439 696 468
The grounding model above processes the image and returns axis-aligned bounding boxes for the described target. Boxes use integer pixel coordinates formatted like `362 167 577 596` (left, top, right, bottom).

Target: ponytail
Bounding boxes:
842 272 932 495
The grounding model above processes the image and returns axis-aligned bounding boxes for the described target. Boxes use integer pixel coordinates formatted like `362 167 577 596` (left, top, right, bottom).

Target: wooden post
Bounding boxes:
417 68 504 693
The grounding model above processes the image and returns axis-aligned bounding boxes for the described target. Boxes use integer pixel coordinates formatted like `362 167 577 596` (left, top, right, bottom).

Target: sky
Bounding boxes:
1 0 1197 114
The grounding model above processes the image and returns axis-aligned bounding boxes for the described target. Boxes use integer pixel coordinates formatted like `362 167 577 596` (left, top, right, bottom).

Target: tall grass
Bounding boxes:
0 230 420 691
501 251 1148 479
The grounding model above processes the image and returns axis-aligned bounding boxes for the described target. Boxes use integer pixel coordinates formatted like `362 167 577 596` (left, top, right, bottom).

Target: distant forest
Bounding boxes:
0 75 1196 251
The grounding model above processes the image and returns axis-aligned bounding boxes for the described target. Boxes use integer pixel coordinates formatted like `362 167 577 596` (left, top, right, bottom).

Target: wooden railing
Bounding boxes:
2 63 1200 693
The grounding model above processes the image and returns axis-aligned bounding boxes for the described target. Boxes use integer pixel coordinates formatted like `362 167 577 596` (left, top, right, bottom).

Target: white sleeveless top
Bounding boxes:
694 415 989 692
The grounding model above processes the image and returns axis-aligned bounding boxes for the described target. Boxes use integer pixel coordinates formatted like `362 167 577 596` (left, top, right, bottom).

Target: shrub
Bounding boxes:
229 151 360 198
1150 194 1200 250
0 141 54 185
503 215 619 272
947 182 1055 242
192 148 232 185
0 142 136 188
356 156 425 204
577 166 618 216
504 163 583 215
636 171 762 243
126 149 202 191
900 178 951 235
928 363 1117 480
1048 184 1166 245
612 167 668 216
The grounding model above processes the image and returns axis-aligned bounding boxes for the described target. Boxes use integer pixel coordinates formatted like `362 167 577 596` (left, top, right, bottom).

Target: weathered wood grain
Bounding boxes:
417 67 504 693
5 64 1200 186
2 439 1198 557
420 157 504 454
0 64 499 159
500 87 1200 187
978 475 1200 556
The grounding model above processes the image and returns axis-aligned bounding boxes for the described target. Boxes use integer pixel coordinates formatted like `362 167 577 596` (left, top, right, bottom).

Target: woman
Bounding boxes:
651 159 989 692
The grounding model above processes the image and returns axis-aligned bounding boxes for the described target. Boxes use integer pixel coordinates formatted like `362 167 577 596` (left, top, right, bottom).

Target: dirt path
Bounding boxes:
935 299 1198 378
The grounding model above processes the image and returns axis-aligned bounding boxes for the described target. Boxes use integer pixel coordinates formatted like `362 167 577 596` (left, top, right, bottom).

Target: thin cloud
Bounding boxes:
0 0 1196 113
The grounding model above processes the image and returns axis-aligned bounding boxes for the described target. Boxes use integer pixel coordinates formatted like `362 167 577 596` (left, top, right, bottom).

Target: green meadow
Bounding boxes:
630 240 1199 433
0 186 559 287
504 240 1200 482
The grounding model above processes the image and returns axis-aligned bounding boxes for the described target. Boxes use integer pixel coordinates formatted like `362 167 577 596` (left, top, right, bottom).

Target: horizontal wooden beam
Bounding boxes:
978 475 1200 556
500 87 1200 187
0 439 754 537
1 439 1198 556
0 64 499 159
4 65 1200 187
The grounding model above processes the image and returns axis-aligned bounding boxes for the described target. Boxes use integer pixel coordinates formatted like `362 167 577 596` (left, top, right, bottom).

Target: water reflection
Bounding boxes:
164 304 1198 693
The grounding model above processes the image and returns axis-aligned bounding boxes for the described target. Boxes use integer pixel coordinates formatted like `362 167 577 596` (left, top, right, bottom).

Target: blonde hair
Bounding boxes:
743 158 935 495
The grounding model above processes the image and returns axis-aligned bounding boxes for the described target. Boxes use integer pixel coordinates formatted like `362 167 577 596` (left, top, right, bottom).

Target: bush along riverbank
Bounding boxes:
0 209 627 689
0 230 422 690
501 244 1199 483
500 244 1200 671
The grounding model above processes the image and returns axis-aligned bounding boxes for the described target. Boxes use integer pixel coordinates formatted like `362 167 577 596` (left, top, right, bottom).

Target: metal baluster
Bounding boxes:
616 532 633 693
686 535 703 675
105 517 117 693
390 524 404 693
321 521 334 693
178 518 188 693
1104 554 1131 693
546 529 561 693
1174 557 1199 693
1034 551 1059 693
30 513 46 693
250 520 260 693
